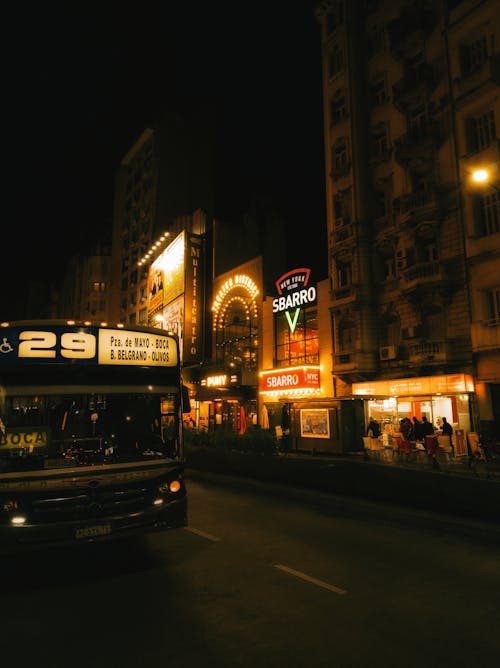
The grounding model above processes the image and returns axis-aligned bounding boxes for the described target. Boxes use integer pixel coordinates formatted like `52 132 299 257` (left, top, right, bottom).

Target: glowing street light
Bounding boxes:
471 168 489 184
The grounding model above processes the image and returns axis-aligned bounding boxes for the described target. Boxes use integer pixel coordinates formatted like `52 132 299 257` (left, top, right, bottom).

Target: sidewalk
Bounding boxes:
303 446 500 481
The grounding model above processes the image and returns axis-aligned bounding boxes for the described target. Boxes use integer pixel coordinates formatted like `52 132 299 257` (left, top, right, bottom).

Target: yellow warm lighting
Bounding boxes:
11 515 27 526
471 169 488 183
169 480 181 493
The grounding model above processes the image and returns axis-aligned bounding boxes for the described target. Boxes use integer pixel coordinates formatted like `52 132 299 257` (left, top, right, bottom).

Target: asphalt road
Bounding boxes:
1 479 499 668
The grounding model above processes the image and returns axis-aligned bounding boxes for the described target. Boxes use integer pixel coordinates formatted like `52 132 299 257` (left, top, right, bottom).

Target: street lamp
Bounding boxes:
467 166 499 192
471 169 488 184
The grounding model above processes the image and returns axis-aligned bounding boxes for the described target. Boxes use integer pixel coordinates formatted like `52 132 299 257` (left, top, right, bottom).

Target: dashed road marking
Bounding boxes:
184 526 221 542
274 564 347 595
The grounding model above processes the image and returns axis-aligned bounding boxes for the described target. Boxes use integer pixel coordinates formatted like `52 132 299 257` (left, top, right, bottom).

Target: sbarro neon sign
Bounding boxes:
272 268 317 332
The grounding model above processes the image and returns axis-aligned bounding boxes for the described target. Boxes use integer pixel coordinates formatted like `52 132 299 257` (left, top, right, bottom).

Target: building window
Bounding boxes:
409 104 430 139
467 110 496 153
214 299 258 371
91 281 106 292
336 259 352 287
330 89 347 123
328 43 345 78
460 35 489 75
371 123 389 160
486 287 500 324
332 138 350 175
383 258 396 280
275 307 319 368
427 310 446 340
374 188 389 219
326 1 344 34
338 318 356 352
423 241 438 262
476 192 500 236
380 313 400 346
368 23 386 56
370 74 388 105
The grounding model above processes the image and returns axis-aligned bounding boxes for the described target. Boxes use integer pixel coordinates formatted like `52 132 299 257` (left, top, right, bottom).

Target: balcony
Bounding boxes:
392 63 436 112
329 223 355 252
470 321 500 352
408 340 448 364
332 351 378 379
393 190 441 234
454 55 500 108
387 4 436 60
394 123 442 171
334 352 355 368
330 284 357 304
400 261 445 293
330 161 351 181
466 230 500 260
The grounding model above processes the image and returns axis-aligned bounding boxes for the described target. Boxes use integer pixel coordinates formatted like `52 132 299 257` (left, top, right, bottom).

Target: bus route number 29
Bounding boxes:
18 330 96 360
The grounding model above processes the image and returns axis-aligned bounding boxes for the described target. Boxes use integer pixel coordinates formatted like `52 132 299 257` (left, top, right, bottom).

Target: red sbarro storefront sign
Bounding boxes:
260 367 320 392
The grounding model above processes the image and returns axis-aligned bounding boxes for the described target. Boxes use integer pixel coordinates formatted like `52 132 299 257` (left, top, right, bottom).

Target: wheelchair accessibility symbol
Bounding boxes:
0 337 14 354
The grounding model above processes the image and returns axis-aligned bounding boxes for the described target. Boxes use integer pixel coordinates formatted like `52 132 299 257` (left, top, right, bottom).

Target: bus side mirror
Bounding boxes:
182 385 191 414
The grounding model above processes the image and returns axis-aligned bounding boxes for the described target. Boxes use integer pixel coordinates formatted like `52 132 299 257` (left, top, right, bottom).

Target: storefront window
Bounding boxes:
214 300 258 371
275 307 319 368
365 394 471 435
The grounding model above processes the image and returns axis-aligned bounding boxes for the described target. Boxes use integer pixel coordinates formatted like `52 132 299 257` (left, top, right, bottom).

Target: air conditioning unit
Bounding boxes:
379 345 397 360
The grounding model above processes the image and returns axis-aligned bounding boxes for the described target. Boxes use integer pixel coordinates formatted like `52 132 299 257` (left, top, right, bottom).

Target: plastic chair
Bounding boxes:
437 435 454 461
424 435 439 456
394 435 414 461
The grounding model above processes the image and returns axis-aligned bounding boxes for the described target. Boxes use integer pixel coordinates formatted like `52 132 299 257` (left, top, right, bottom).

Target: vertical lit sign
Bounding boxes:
183 233 203 364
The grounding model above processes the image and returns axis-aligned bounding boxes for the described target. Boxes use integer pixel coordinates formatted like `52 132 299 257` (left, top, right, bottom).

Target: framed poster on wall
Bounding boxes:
300 409 330 439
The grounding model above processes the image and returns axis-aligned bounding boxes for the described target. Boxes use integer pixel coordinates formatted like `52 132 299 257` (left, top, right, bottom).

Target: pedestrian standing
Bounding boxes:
441 417 454 455
421 415 435 436
412 416 424 441
367 417 381 438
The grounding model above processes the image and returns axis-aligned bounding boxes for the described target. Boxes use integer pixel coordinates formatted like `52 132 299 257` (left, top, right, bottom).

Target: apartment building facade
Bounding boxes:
315 0 499 436
109 111 214 327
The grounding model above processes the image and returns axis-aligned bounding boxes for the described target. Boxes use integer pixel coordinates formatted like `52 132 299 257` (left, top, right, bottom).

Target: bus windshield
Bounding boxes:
0 390 178 473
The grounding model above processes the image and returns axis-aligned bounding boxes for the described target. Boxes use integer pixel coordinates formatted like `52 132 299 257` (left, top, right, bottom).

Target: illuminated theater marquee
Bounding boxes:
212 274 260 331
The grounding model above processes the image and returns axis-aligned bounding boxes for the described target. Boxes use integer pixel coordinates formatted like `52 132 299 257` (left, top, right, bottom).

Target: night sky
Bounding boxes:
3 1 327 319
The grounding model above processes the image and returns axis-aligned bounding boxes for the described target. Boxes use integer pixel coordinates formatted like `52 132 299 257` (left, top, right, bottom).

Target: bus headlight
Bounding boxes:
11 515 27 526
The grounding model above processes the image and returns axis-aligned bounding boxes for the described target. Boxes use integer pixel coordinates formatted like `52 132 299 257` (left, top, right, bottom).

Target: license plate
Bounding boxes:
75 524 111 539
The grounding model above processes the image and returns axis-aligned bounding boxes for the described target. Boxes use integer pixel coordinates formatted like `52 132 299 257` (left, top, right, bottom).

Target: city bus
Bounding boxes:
0 320 188 552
